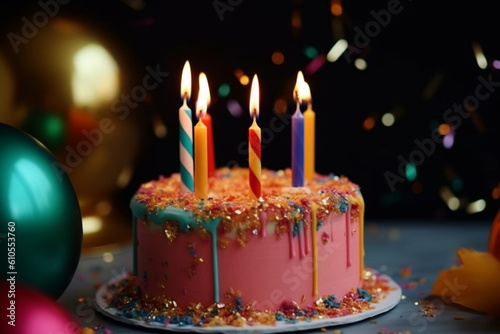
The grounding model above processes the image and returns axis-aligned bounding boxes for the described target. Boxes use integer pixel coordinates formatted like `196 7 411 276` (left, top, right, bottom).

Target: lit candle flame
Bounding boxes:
202 72 211 106
249 74 259 120
302 81 311 105
180 60 192 100
294 70 309 104
196 72 210 120
294 71 304 102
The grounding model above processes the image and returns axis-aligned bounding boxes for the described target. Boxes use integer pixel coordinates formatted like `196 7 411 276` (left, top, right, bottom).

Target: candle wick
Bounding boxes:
198 108 206 121
251 109 258 121
184 90 192 103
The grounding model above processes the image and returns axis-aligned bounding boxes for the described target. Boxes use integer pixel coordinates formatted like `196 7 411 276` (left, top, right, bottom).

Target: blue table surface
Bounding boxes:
59 220 500 333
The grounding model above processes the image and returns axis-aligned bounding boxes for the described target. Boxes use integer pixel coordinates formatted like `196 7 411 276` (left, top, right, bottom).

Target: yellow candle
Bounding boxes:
194 72 210 199
194 119 208 199
302 82 315 180
304 102 315 180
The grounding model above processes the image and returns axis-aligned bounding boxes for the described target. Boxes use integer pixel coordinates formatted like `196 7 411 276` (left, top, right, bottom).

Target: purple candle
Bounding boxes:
292 103 304 187
292 71 305 187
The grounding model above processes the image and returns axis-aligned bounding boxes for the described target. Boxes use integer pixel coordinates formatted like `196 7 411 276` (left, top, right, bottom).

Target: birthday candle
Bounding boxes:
179 60 194 193
303 81 315 180
248 74 261 200
194 72 210 199
202 112 215 177
292 71 305 187
199 73 215 178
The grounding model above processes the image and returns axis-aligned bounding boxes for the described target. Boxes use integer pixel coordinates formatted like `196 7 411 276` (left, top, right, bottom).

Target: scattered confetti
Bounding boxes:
102 268 394 329
399 266 412 279
417 300 438 317
92 324 112 334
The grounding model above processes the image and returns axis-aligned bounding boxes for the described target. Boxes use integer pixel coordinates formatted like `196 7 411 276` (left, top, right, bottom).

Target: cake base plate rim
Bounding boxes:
94 270 401 333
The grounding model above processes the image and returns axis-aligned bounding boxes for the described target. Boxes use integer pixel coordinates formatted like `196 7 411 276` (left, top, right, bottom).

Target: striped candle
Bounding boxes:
248 74 261 200
179 61 194 193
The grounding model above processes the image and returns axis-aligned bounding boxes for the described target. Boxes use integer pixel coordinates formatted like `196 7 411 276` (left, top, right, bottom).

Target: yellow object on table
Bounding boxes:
430 208 500 315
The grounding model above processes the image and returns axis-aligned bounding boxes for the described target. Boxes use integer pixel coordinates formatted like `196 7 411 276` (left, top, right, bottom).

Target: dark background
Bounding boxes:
1 0 499 223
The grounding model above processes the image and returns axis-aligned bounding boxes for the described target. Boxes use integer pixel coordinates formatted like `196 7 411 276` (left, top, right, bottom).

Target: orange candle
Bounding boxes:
194 73 210 199
302 81 315 180
248 74 261 200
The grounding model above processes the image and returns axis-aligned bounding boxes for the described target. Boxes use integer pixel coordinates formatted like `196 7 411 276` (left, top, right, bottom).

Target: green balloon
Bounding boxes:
0 122 82 299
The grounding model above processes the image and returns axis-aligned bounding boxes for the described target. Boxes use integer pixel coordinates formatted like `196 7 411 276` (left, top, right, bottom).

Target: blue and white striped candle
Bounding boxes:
179 60 194 193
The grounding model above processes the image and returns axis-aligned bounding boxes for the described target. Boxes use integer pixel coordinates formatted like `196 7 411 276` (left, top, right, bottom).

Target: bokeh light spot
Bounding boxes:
218 83 231 97
405 163 417 182
362 116 375 131
438 123 451 135
381 113 395 127
273 98 288 114
304 46 318 59
330 0 343 16
227 99 243 117
239 75 250 85
271 51 285 65
354 58 367 71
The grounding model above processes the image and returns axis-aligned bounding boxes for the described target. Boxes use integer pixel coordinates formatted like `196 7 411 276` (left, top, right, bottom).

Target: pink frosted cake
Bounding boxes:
106 166 378 327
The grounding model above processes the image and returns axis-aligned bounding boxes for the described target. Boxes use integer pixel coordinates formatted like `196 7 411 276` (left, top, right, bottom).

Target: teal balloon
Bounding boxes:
0 122 82 299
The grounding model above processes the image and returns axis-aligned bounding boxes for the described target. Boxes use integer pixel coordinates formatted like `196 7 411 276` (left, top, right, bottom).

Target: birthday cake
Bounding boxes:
105 166 378 328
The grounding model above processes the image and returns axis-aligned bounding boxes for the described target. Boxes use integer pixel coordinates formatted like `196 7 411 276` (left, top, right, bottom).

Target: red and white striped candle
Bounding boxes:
248 74 261 200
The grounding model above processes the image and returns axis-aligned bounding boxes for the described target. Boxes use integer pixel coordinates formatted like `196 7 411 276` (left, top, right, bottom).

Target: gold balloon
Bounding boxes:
0 15 151 254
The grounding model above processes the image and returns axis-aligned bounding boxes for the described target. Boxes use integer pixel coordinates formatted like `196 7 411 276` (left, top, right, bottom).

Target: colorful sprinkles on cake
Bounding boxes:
104 268 392 329
132 167 363 243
